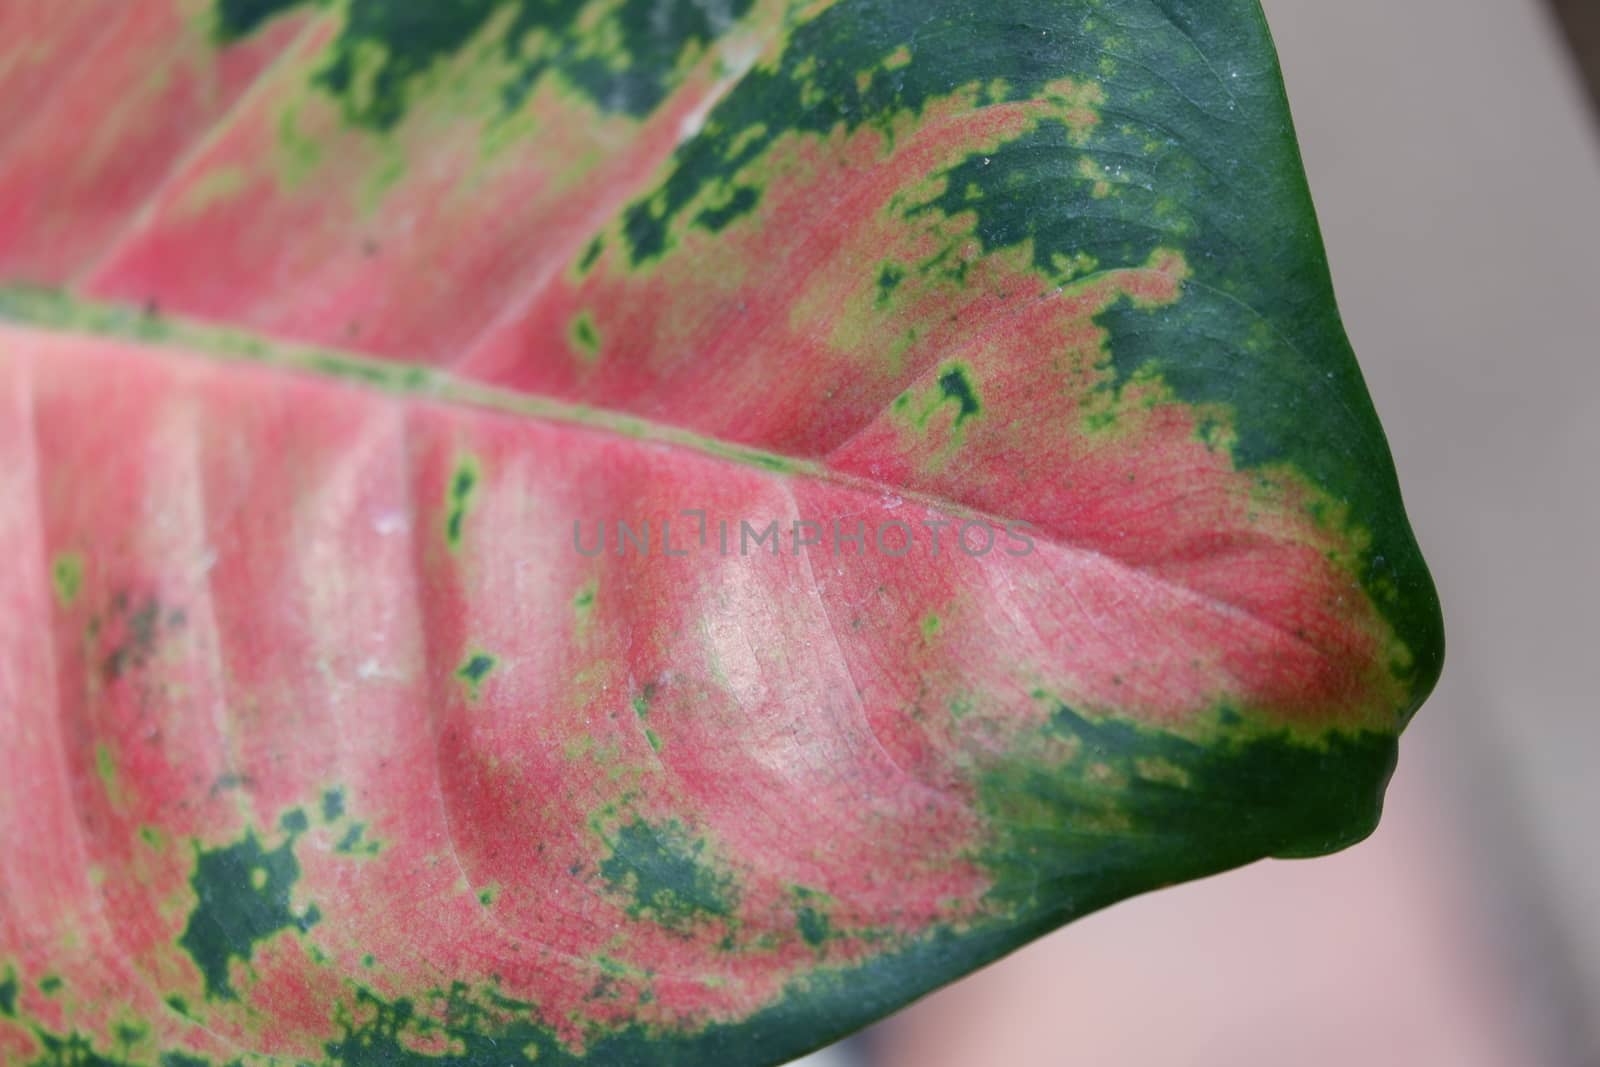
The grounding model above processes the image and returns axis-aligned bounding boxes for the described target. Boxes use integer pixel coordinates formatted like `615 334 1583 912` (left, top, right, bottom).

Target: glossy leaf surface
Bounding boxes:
0 1 1443 1064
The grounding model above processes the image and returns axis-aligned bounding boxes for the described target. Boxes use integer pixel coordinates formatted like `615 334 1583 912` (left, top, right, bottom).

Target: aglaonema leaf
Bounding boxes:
0 1 1443 1064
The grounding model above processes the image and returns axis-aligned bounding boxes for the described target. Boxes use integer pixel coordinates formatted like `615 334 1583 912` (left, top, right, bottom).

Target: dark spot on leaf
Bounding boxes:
456 652 497 699
177 816 320 1000
577 236 604 273
215 0 755 132
693 184 760 233
213 0 302 42
113 1022 147 1047
793 887 834 947
936 366 981 425
336 822 382 856
599 819 736 931
321 788 345 822
162 1054 221 1067
977 701 1397 917
445 457 480 551
876 263 905 305
100 595 165 680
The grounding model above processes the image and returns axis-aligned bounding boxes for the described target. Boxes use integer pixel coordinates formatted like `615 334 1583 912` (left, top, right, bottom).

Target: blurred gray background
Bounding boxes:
797 0 1600 1062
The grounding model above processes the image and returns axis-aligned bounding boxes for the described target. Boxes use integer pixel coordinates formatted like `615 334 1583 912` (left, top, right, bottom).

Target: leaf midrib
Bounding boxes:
0 284 1343 669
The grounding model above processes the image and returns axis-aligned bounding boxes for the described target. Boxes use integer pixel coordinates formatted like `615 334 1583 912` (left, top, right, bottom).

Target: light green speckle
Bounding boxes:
178 165 249 218
275 101 323 188
94 742 125 806
570 310 601 362
51 552 84 607
631 681 657 720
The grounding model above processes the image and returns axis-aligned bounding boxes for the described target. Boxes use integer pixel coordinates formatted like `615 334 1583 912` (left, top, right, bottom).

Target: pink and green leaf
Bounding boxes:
0 1 1443 1064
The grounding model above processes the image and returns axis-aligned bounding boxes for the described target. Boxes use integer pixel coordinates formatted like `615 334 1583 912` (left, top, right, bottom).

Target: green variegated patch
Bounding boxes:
0 0 1439 1064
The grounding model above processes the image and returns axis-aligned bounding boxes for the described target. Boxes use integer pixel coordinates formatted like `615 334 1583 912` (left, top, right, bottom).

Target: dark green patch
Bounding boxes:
3 1020 238 1067
112 1022 146 1048
162 1054 224 1067
598 819 736 931
27 1029 124 1067
793 888 834 947
176 817 321 1000
214 0 756 132
577 235 604 274
798 906 830 947
0 968 15 1015
295 912 1144 1067
977 701 1398 917
936 366 981 426
616 0 1117 263
335 821 382 856
895 363 982 435
316 984 538 1066
11 1024 229 1067
37 975 61 995
213 0 301 42
456 652 497 699
444 457 479 552
321 788 345 822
